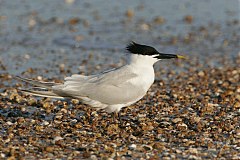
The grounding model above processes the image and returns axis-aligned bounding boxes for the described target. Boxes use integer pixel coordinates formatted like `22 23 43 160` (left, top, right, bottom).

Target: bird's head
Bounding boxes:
126 42 185 64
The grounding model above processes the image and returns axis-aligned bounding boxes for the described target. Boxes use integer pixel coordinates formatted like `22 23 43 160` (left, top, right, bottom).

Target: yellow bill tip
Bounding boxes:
177 55 187 59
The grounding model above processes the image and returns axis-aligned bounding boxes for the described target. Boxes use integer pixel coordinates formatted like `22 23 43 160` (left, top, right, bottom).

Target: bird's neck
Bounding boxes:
127 54 158 66
127 54 156 91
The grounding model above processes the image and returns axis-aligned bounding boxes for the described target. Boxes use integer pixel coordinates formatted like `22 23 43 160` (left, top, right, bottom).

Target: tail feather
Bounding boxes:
14 76 61 89
15 76 66 99
20 89 65 99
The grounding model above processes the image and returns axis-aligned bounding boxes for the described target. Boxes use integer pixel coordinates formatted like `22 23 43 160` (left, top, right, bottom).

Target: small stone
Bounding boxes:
54 136 63 142
185 140 195 146
19 146 26 152
192 116 201 123
176 122 188 131
55 114 63 120
37 76 43 80
129 144 137 150
65 0 75 4
90 155 98 160
233 102 240 109
142 145 152 151
68 17 80 25
172 118 182 123
138 114 146 118
60 108 68 114
235 94 240 101
6 121 14 125
140 23 150 31
71 99 79 104
207 103 219 107
35 125 44 131
125 9 134 18
17 117 25 124
28 18 36 28
153 142 165 150
7 156 15 160
235 130 240 138
198 71 205 77
1 153 5 158
128 135 137 141
184 15 193 23
59 64 65 72
28 98 37 105
142 123 154 131
188 148 198 154
82 151 90 159
188 155 198 159
24 54 30 59
45 146 54 152
153 16 165 24
75 35 84 41
42 121 49 126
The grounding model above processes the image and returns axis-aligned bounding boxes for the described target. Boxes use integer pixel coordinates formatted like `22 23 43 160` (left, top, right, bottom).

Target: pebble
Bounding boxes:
1 153 5 158
198 71 205 77
153 16 165 24
187 148 198 154
45 146 55 152
172 118 182 123
54 136 64 141
142 145 153 151
184 15 194 23
125 9 134 18
0 12 239 159
65 0 75 4
6 121 14 125
176 122 188 131
42 121 49 126
188 155 199 159
128 144 137 150
90 155 98 160
140 23 150 31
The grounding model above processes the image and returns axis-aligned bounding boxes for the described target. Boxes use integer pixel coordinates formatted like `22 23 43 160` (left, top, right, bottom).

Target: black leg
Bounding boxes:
118 111 124 127
111 112 116 123
110 111 124 127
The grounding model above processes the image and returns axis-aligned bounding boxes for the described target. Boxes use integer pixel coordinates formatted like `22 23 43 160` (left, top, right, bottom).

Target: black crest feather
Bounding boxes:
126 41 159 55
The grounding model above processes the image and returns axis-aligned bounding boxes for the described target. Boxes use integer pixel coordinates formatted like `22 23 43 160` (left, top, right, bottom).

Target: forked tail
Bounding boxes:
14 76 65 99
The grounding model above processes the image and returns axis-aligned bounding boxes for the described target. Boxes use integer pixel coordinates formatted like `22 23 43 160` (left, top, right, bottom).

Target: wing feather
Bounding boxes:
59 65 146 105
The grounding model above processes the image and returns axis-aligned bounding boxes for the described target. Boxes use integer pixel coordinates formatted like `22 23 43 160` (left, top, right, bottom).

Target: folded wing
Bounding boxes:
55 66 145 105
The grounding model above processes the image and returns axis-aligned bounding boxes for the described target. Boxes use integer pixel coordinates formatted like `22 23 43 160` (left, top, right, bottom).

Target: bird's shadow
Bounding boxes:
0 97 55 121
1 95 143 138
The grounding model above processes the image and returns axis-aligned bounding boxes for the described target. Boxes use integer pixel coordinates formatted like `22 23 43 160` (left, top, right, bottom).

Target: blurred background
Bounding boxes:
0 0 239 79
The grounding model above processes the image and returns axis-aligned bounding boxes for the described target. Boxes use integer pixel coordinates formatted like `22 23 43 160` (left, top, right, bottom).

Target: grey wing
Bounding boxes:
55 66 146 105
82 81 146 105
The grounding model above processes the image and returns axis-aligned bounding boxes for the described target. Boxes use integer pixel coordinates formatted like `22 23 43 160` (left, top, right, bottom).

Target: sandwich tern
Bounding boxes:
16 42 185 120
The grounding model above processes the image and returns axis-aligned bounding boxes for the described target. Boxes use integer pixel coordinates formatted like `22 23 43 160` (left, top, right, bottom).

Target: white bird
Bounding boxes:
16 42 185 118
